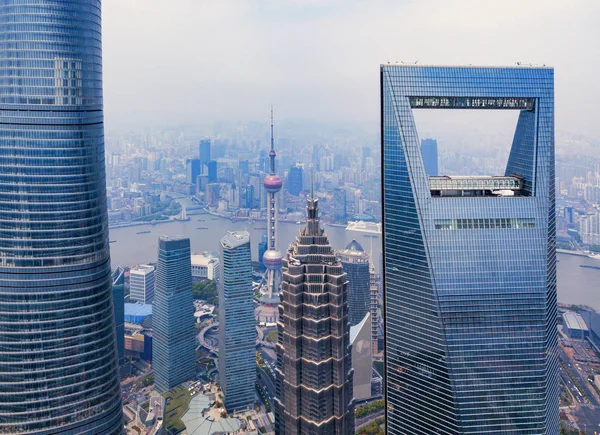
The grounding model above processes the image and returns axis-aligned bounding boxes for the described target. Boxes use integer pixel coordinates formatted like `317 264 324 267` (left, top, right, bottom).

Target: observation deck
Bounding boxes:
429 175 523 198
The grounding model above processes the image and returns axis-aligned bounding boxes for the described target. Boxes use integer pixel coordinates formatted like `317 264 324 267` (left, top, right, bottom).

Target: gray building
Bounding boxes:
333 188 347 223
339 240 371 326
287 165 303 196
350 313 372 401
275 193 355 435
0 1 123 432
218 231 256 412
130 264 155 304
153 236 195 394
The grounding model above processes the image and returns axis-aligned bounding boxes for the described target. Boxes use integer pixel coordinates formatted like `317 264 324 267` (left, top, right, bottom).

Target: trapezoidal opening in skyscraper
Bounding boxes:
412 108 521 178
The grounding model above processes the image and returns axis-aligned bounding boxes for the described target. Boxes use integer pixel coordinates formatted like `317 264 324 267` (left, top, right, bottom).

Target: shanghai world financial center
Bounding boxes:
382 65 557 434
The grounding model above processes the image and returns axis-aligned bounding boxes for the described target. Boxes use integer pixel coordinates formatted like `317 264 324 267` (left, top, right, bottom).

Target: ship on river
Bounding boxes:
345 220 382 235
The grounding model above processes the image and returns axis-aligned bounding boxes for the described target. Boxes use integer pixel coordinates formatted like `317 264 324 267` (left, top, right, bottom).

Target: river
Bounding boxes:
108 214 600 311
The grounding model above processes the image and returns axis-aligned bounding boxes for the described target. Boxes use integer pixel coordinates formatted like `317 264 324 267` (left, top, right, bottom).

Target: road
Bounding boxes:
355 410 385 430
257 365 276 398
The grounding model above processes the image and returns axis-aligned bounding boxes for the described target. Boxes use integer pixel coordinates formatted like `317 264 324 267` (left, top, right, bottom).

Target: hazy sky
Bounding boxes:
102 0 600 137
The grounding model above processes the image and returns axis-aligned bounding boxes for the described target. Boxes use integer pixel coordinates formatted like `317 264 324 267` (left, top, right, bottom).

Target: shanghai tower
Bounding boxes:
0 1 123 434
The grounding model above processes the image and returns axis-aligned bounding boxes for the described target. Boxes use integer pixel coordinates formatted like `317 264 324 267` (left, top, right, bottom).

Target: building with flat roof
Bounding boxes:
218 231 256 412
191 252 220 281
563 312 589 340
382 64 557 434
124 303 153 325
153 236 195 393
130 264 155 304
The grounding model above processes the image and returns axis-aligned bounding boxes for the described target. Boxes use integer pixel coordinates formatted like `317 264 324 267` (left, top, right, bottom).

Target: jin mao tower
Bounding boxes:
275 185 354 435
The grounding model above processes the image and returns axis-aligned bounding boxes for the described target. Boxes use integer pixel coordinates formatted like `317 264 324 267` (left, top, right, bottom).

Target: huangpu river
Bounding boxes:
108 214 600 311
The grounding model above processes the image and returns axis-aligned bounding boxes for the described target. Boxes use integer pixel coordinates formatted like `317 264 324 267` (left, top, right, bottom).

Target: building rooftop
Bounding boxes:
124 303 153 318
130 264 154 274
345 240 365 252
220 231 250 249
564 311 589 332
381 63 551 69
191 254 219 266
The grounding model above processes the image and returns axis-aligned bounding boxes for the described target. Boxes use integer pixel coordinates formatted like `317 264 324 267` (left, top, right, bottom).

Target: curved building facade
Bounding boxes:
0 1 123 433
338 240 370 326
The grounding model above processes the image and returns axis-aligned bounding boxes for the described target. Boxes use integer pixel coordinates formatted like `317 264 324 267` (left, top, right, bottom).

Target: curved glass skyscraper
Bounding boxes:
0 1 123 433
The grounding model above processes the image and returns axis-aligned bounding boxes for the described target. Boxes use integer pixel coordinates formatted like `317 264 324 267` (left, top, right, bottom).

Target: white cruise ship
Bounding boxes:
345 220 382 234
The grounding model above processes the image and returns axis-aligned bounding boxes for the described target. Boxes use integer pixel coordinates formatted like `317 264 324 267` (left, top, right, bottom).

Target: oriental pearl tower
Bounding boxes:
261 108 283 305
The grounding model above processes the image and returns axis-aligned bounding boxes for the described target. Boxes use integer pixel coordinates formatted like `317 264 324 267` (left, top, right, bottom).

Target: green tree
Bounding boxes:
192 280 218 304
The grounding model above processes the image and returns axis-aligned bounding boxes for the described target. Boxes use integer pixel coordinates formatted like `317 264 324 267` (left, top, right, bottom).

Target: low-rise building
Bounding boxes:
563 311 589 340
191 252 220 281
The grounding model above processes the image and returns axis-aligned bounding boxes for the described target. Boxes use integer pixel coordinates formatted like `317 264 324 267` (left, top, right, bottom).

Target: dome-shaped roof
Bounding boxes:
345 239 364 252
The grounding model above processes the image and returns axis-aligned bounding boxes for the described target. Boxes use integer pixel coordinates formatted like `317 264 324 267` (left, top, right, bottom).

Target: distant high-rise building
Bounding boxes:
275 191 355 435
153 236 195 394
564 206 574 226
245 184 255 209
240 159 249 177
258 233 268 272
186 158 201 185
218 231 256 412
259 149 269 173
420 138 439 176
287 165 303 196
261 109 284 304
382 64 557 434
362 146 371 170
199 139 211 164
333 188 347 223
129 264 156 304
338 240 371 326
0 1 123 432
207 160 218 183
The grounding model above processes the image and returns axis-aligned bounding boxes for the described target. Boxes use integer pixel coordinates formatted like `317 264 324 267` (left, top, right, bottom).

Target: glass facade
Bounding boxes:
381 65 558 434
152 236 195 394
0 1 123 433
218 231 256 412
338 240 371 326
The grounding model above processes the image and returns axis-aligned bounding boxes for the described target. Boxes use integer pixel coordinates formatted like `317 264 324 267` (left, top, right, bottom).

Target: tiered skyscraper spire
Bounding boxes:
261 107 283 304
